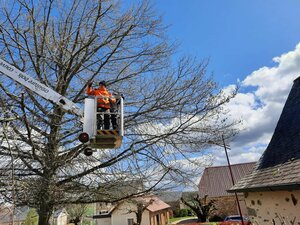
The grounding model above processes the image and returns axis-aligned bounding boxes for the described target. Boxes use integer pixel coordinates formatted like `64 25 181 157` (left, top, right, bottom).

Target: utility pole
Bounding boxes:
1 110 19 225
221 135 245 225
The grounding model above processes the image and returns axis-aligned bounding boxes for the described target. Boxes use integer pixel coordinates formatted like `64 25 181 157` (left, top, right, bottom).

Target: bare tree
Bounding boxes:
126 197 155 225
66 204 89 225
181 194 216 222
0 1 236 225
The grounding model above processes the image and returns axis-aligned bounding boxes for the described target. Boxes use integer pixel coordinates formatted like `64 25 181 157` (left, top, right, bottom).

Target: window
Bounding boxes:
156 215 161 225
128 218 134 225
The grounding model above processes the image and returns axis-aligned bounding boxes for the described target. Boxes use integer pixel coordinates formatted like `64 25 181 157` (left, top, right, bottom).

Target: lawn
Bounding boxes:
168 216 197 224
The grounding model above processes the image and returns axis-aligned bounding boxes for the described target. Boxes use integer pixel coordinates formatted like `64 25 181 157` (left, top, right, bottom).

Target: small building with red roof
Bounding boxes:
93 196 171 225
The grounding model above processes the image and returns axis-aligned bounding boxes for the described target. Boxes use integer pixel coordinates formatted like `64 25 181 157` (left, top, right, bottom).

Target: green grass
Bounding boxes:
168 216 196 223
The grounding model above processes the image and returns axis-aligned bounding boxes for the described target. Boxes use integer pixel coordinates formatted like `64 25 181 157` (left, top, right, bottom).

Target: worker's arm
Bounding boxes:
109 92 116 104
86 83 94 95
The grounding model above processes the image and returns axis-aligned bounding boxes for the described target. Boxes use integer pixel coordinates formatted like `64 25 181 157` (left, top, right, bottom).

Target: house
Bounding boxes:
50 208 68 225
229 77 300 224
93 196 171 225
198 162 256 217
0 206 30 225
0 206 68 225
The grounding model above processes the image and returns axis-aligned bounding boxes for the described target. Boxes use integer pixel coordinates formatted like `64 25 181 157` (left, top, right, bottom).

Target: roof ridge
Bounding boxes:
204 161 256 169
293 76 300 83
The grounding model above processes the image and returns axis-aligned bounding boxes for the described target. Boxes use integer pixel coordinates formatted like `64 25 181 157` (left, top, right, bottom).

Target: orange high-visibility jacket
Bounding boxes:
86 86 116 109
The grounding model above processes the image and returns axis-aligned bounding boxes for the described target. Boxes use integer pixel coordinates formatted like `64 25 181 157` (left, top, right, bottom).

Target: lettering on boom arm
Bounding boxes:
0 60 49 93
0 60 14 72
18 73 50 94
0 60 49 94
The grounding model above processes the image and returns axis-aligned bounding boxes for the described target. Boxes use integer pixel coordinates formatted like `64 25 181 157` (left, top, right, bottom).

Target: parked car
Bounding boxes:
222 215 252 225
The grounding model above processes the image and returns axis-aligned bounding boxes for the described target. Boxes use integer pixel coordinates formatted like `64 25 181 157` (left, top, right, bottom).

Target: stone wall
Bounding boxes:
244 190 300 225
208 195 248 218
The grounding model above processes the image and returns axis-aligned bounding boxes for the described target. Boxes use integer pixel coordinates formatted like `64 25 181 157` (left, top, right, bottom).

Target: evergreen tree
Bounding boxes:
24 209 39 225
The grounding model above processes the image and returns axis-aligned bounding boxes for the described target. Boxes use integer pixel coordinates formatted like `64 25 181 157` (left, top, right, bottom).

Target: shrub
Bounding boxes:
187 208 194 216
173 208 189 217
209 215 225 222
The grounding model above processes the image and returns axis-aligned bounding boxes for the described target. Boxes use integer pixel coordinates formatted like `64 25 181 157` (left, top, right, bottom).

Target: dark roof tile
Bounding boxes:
230 160 300 192
156 191 182 202
230 77 300 192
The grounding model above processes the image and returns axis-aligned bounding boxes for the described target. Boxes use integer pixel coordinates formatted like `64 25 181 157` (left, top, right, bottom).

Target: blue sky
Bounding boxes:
151 0 300 166
153 0 300 85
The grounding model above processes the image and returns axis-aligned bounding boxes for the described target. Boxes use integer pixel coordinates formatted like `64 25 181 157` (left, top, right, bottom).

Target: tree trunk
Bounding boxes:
196 213 207 222
135 210 142 225
72 217 81 225
37 204 53 225
36 176 55 225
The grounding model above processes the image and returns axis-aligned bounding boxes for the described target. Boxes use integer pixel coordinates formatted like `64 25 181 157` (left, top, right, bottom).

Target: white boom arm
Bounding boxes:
0 59 83 117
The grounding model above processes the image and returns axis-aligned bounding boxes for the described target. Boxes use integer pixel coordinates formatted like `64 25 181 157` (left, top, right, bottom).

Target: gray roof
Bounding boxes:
181 191 198 200
156 191 182 203
52 208 68 218
230 77 300 192
198 162 256 197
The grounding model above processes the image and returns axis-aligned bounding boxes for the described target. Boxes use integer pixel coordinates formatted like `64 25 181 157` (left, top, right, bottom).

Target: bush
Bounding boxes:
180 209 189 217
209 215 225 222
187 208 194 216
173 209 179 217
173 208 189 217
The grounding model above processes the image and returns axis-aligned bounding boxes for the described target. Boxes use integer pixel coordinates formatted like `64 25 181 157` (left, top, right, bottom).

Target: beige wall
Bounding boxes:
244 190 300 225
95 217 111 225
57 213 68 225
95 202 169 225
161 211 169 225
150 211 169 225
51 212 68 225
111 202 150 225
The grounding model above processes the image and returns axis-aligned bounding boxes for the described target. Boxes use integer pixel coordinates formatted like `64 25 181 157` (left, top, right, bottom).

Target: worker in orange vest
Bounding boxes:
86 80 116 130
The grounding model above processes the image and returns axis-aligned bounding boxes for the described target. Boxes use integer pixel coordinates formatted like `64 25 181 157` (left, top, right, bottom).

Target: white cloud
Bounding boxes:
216 42 300 166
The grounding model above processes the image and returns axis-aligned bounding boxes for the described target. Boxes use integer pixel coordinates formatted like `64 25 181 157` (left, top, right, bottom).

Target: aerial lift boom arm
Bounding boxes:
0 58 123 154
0 59 83 117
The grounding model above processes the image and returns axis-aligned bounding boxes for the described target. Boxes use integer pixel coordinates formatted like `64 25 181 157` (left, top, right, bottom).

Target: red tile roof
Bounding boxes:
97 196 171 216
198 162 256 197
137 196 171 212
